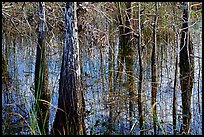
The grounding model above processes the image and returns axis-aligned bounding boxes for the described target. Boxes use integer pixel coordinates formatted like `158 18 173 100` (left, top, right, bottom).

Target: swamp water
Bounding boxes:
2 23 202 135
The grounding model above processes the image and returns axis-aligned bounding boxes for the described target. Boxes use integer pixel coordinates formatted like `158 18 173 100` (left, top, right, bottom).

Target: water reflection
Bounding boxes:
2 25 202 135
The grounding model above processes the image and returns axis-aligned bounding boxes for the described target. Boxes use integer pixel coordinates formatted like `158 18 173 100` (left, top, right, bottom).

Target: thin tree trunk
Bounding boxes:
52 2 86 135
173 36 178 135
107 21 114 134
116 2 125 85
5 32 10 63
34 2 50 134
123 2 135 134
160 38 163 103
197 46 200 114
179 2 194 134
137 2 144 135
172 7 178 135
116 3 125 133
2 52 7 77
151 2 158 135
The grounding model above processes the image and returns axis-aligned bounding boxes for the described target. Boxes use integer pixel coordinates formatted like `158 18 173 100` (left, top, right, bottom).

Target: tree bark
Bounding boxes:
123 2 135 134
116 2 125 84
34 2 50 135
137 2 144 135
172 6 178 135
52 2 86 135
107 20 114 134
151 2 158 135
179 2 194 134
116 3 125 132
173 39 178 135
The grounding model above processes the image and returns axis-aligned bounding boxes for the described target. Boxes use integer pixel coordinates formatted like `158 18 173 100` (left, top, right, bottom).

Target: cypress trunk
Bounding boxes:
52 2 86 135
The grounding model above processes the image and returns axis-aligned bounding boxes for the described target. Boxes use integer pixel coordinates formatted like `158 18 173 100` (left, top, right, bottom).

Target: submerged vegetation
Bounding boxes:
2 2 202 135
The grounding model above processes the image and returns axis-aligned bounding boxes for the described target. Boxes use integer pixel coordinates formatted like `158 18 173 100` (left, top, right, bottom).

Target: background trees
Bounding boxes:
2 2 202 135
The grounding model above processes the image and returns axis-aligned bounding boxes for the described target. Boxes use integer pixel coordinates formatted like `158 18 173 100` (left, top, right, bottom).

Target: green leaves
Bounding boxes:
190 10 195 18
193 21 201 30
198 10 202 17
190 9 202 18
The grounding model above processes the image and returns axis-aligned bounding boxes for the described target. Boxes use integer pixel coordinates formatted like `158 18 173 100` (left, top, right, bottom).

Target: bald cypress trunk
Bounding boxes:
34 2 50 134
180 2 194 134
52 2 86 135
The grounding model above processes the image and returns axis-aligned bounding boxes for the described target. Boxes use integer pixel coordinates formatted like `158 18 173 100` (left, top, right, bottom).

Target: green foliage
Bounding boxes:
198 11 202 17
190 10 195 18
193 21 201 30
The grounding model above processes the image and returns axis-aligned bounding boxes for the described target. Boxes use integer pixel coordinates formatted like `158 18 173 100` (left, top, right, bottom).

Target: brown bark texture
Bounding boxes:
52 2 86 135
179 2 194 134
